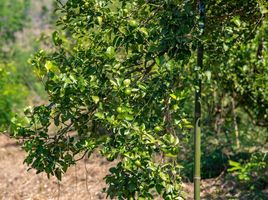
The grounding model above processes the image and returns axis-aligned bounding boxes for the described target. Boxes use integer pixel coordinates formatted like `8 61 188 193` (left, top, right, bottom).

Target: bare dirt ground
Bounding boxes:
0 134 115 200
2 134 267 200
0 134 239 200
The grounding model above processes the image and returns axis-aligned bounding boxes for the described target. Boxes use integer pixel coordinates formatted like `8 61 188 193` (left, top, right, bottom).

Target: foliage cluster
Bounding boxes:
0 63 28 131
0 0 50 131
228 153 268 199
16 0 197 198
0 0 31 131
229 153 267 189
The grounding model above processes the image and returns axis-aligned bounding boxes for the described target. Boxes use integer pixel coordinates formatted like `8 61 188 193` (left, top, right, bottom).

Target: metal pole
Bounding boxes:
194 1 205 200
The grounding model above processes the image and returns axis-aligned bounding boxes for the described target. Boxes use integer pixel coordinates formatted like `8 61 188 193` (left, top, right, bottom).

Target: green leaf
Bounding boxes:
91 95 100 104
52 31 62 46
232 16 241 27
54 113 60 126
139 27 148 37
169 94 177 100
55 168 62 181
229 160 241 167
228 160 242 172
159 172 168 181
165 153 178 158
106 46 115 59
45 61 58 73
156 184 164 194
97 16 103 25
95 112 105 119
124 113 134 121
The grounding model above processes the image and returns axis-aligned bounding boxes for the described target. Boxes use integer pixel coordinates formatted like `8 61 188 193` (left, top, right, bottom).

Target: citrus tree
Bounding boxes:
16 0 197 199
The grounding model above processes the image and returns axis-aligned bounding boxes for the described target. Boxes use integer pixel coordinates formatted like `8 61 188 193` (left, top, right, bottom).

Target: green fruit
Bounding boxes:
128 20 138 27
124 88 132 95
123 79 131 87
154 126 162 132
135 160 141 167
116 107 123 113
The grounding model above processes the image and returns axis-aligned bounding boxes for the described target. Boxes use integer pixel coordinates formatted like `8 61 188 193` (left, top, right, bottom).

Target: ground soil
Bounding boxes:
0 134 216 200
0 134 114 200
1 134 267 200
0 134 239 200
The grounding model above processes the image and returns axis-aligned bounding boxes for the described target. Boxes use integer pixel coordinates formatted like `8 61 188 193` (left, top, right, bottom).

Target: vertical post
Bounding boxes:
194 43 202 200
194 1 205 200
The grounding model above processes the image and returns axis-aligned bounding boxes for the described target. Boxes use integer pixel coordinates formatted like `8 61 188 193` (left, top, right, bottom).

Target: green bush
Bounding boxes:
228 153 268 191
0 63 28 131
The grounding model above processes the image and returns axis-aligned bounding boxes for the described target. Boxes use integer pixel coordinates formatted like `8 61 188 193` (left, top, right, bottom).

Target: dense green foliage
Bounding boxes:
228 152 268 199
10 0 268 199
19 1 196 198
0 63 28 131
0 0 31 131
181 0 268 180
229 153 267 189
0 0 50 131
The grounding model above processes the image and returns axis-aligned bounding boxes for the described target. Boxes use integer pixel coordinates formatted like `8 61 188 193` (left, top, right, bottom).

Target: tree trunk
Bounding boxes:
231 93 240 148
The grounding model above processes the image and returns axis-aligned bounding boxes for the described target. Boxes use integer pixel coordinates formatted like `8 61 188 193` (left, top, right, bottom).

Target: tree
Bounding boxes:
13 0 268 199
15 0 197 199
